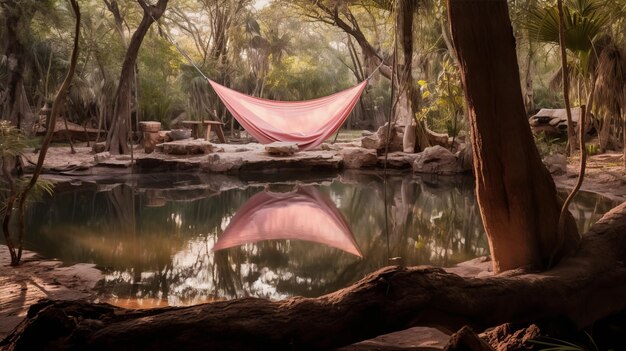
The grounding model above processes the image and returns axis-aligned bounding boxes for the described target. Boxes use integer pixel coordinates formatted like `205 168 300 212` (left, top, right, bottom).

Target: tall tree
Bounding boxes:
293 0 434 152
106 0 168 155
448 0 579 272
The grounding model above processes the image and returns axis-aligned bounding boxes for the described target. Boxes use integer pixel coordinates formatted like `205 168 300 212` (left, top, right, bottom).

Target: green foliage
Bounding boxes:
585 143 599 156
0 121 55 201
416 60 465 136
0 121 28 159
529 332 599 351
533 85 564 109
525 0 608 54
534 131 566 157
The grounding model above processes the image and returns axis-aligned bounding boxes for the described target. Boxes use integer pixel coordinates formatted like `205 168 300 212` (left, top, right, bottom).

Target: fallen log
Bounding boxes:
2 203 626 351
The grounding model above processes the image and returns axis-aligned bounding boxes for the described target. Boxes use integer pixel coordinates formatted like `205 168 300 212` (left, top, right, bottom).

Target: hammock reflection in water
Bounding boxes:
213 186 363 257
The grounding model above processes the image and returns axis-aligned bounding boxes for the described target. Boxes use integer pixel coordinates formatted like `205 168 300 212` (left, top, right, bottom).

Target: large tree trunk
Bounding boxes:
2 203 626 351
448 0 579 273
106 0 168 155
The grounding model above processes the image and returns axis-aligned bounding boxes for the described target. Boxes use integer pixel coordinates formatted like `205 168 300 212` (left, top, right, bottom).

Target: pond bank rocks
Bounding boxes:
159 140 223 155
361 123 403 152
27 140 474 177
340 147 378 168
264 142 299 156
412 145 469 175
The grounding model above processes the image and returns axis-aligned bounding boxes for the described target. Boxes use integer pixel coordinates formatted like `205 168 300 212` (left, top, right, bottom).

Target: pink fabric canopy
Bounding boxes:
213 186 362 257
208 80 367 150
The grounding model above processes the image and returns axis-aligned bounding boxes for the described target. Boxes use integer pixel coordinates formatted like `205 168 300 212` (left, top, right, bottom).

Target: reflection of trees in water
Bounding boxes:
23 174 616 304
561 191 618 234
332 174 488 268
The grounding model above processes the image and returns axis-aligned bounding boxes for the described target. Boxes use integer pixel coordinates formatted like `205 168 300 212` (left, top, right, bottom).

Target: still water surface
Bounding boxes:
22 172 617 307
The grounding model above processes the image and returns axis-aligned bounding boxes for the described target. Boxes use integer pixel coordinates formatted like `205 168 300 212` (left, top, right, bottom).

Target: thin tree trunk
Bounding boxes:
1 159 18 264
14 0 81 264
557 0 577 156
448 0 579 272
106 0 168 155
61 110 76 154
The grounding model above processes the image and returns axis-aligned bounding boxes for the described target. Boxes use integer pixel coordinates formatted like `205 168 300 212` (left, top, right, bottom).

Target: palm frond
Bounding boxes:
525 0 609 54
594 42 625 118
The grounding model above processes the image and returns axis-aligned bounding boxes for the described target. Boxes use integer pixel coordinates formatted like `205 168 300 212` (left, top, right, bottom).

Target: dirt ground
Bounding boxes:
3 145 625 348
0 246 101 340
554 152 626 201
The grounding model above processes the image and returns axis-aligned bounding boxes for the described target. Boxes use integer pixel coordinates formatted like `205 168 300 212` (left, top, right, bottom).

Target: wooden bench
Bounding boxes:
181 120 226 143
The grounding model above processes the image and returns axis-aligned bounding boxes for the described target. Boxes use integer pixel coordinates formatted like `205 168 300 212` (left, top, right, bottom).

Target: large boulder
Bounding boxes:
361 123 403 152
529 108 581 136
413 145 465 174
339 147 378 169
265 142 299 156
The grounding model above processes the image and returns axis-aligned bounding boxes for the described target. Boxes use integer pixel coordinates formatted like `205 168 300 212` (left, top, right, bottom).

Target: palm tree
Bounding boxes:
526 0 625 153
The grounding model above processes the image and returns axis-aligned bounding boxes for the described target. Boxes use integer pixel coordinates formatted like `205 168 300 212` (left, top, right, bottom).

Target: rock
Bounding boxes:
93 152 110 163
339 147 378 169
360 135 379 149
377 152 419 169
159 131 171 143
169 129 192 141
529 108 581 136
361 123 403 152
413 145 464 174
203 154 244 172
92 143 106 153
161 140 218 155
543 153 567 175
482 323 542 351
265 142 299 156
321 143 341 151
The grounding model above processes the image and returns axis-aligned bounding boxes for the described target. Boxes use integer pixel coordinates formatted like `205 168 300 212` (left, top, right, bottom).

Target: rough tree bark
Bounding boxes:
106 0 168 155
2 202 626 351
448 0 579 272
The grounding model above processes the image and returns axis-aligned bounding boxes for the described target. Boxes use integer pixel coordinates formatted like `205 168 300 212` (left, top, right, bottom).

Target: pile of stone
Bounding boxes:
529 108 580 136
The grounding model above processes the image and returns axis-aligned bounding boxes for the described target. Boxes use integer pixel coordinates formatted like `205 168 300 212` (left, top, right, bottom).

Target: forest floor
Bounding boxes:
3 143 625 348
554 152 626 201
0 246 101 339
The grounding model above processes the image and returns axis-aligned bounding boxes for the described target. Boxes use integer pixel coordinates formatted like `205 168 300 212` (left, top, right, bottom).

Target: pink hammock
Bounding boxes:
213 186 362 257
208 80 367 150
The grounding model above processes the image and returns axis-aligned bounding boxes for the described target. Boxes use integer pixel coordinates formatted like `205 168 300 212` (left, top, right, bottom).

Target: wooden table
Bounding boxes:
181 120 226 143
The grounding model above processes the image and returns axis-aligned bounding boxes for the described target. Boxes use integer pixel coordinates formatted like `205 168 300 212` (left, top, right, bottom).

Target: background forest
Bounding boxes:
0 0 624 153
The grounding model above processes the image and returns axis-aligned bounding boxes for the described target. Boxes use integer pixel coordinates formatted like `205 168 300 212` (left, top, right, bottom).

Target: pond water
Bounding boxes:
18 171 618 307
